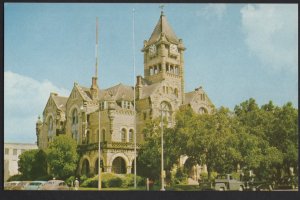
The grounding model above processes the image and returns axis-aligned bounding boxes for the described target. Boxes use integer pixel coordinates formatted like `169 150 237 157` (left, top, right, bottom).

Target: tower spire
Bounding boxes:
159 4 165 15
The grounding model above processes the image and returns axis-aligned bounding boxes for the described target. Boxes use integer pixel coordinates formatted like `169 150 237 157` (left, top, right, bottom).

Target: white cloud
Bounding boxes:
240 4 298 71
4 71 69 143
197 4 227 20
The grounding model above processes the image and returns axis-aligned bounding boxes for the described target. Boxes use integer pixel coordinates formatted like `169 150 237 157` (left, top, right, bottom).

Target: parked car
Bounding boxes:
244 180 273 191
4 181 20 190
214 174 245 191
24 181 47 190
8 181 31 190
198 179 214 191
275 176 298 189
39 180 70 190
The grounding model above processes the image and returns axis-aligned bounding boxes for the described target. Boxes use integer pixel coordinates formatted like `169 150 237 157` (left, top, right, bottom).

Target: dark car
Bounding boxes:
244 178 273 191
276 176 298 189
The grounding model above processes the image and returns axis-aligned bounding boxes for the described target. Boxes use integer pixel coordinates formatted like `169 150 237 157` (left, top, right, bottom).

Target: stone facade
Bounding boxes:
36 12 214 177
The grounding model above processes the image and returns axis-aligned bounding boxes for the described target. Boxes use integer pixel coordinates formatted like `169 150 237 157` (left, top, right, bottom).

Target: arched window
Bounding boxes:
129 129 134 143
174 88 179 97
199 107 207 114
150 67 153 75
71 109 79 142
121 128 127 142
48 116 54 136
160 101 172 123
102 129 106 142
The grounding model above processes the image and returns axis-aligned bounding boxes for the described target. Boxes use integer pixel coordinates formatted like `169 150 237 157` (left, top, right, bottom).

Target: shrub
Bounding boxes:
200 172 208 181
7 174 23 182
122 174 145 187
81 173 145 188
80 175 88 183
34 175 52 181
210 171 218 181
65 176 76 186
173 168 188 184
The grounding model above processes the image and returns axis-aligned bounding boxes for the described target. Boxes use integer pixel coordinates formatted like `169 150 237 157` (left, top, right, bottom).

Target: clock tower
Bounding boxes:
141 11 186 104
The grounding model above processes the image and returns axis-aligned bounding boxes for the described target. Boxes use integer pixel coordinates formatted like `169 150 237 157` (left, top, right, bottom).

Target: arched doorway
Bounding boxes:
112 157 126 174
81 159 90 176
183 158 198 180
95 158 104 173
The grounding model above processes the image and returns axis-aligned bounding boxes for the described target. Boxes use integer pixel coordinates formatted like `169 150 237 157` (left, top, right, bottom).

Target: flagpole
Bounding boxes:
96 17 102 191
132 8 137 189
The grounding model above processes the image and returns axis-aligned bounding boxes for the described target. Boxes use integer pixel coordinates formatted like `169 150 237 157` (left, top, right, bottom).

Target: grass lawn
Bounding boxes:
78 184 201 191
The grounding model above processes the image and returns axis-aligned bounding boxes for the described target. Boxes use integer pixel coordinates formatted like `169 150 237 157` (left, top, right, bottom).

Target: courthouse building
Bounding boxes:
36 11 214 177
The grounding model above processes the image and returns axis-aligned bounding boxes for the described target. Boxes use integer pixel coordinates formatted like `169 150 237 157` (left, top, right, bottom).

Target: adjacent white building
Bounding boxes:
4 143 38 181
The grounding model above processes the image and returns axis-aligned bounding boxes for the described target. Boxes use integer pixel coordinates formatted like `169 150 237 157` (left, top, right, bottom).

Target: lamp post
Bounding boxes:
160 103 165 191
98 103 102 190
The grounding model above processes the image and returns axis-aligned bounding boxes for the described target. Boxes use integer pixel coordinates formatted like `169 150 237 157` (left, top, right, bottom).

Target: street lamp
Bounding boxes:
98 102 102 190
160 99 178 191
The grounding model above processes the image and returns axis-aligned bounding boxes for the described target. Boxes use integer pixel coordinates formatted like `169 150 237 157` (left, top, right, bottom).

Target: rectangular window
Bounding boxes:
13 149 17 155
5 148 9 155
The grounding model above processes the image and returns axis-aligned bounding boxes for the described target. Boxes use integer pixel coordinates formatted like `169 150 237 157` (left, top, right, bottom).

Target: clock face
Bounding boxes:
170 44 178 54
149 44 156 55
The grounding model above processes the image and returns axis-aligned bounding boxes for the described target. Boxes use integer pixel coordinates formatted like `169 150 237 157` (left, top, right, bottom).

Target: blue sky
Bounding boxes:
4 3 298 143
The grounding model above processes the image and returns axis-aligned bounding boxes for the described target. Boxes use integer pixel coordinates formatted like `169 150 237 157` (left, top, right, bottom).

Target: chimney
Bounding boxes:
90 77 99 100
136 76 143 99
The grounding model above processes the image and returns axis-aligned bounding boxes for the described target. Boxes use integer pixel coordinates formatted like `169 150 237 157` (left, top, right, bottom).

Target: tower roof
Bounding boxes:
148 12 179 45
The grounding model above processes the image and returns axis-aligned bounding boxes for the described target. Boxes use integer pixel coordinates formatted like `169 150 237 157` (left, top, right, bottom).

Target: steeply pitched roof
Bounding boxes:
148 12 179 45
184 87 213 105
52 95 68 111
140 82 161 99
99 83 134 101
75 84 93 101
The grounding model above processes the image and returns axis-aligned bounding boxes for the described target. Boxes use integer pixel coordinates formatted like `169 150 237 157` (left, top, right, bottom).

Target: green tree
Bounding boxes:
137 118 183 182
18 149 48 180
47 135 78 179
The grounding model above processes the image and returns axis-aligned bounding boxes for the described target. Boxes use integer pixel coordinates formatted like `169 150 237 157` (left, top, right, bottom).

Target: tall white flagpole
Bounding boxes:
96 17 102 191
132 8 137 189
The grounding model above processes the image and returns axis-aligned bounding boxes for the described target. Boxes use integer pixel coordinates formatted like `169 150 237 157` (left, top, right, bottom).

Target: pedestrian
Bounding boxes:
74 178 79 191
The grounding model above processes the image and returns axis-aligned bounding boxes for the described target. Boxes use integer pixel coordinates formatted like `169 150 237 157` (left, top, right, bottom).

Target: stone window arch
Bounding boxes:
199 107 208 114
174 88 179 97
48 116 54 136
150 67 153 75
112 157 127 174
160 101 172 123
81 159 90 176
129 129 134 143
71 109 79 142
121 128 127 142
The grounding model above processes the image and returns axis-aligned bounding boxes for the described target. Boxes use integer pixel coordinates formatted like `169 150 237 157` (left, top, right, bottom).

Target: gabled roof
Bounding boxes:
52 95 68 112
184 87 213 105
75 84 93 101
148 12 179 45
99 83 134 101
140 82 161 99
